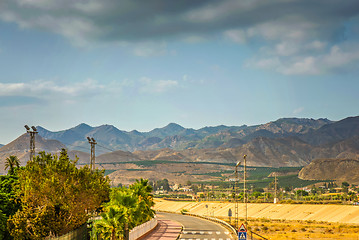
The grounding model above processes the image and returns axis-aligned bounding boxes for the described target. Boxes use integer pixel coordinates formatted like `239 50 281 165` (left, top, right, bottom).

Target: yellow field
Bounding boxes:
154 199 359 239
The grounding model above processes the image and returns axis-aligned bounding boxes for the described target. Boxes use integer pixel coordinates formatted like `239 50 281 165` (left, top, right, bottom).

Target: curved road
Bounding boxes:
157 212 235 240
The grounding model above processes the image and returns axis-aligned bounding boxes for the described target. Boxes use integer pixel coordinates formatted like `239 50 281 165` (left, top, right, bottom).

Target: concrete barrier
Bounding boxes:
129 216 158 240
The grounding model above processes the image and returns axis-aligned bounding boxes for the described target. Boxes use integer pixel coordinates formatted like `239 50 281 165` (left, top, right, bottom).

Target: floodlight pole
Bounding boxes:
87 137 97 170
25 125 37 161
234 161 240 230
243 154 247 226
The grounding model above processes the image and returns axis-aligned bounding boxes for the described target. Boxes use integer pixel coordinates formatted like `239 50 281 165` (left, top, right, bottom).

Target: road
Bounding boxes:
157 212 235 240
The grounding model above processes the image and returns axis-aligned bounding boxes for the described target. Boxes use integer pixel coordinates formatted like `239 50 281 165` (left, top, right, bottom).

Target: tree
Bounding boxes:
0 173 21 240
4 156 20 176
92 179 155 240
8 150 110 239
92 206 126 240
0 210 6 240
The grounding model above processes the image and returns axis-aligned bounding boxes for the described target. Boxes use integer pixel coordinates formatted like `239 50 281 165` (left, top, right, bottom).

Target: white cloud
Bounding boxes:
132 42 168 57
139 77 178 93
0 79 105 98
293 107 304 115
281 57 320 75
224 29 247 44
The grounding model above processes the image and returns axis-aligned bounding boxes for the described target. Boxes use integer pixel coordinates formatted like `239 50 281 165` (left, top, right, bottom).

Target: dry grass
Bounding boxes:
223 218 359 240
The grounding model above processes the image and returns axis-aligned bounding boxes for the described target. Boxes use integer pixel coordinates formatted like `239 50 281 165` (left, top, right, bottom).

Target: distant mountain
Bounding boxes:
0 144 3 148
299 116 359 145
35 117 338 153
0 133 66 174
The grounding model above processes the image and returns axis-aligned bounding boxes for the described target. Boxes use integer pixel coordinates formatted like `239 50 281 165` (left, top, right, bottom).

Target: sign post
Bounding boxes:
228 208 232 224
238 223 247 240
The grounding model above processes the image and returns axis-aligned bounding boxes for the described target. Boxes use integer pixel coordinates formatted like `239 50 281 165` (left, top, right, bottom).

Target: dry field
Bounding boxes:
154 199 359 239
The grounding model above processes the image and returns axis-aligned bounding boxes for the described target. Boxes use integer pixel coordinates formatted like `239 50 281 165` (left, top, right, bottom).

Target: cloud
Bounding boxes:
139 77 178 93
247 42 359 75
293 107 304 115
1 0 359 73
0 79 106 98
132 41 168 57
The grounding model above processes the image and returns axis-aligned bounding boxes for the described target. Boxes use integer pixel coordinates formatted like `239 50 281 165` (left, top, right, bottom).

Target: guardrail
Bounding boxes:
129 216 158 240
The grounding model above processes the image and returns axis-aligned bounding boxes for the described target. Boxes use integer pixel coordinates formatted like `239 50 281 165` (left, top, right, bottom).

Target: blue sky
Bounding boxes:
1 0 359 144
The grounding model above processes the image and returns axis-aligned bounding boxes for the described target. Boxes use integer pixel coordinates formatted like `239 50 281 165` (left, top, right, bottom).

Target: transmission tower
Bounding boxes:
87 137 97 170
24 125 37 161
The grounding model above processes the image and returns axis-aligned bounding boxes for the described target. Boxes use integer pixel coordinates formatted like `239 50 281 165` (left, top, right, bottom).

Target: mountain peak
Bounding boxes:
165 123 184 130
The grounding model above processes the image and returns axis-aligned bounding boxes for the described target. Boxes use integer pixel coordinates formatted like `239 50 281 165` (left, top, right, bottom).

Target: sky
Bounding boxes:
0 0 359 144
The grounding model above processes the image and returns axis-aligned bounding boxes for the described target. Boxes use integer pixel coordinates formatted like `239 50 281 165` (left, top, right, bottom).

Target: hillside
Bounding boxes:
3 116 359 184
300 116 359 145
298 158 359 184
36 117 334 152
0 133 66 174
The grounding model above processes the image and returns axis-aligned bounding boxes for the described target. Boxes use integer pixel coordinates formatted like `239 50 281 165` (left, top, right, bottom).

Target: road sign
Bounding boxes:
239 223 247 232
238 232 247 240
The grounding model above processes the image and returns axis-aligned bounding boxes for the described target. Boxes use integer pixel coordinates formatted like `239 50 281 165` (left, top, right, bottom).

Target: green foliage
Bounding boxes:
8 149 110 239
0 210 7 240
92 178 154 240
154 179 170 191
0 173 21 240
4 156 20 176
180 209 188 214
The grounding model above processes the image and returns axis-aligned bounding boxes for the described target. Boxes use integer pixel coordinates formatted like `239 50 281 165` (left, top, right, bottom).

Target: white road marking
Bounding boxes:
208 231 212 234
216 231 221 235
200 231 205 234
192 231 196 234
225 231 229 235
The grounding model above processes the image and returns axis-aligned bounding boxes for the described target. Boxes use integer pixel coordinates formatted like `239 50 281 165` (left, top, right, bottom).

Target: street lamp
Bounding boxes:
87 137 97 170
243 154 248 226
234 160 241 229
24 125 38 161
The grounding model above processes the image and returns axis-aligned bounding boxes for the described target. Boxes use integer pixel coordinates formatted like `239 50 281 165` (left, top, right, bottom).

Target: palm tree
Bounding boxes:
129 178 155 223
92 206 126 240
4 155 20 175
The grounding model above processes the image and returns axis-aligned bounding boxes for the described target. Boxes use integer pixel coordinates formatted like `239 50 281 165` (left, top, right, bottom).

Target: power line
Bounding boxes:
96 144 116 152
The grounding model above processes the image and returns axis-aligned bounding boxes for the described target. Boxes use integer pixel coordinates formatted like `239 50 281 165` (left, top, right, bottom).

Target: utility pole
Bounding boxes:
243 154 247 226
87 137 97 171
234 160 241 229
274 173 278 203
24 125 37 161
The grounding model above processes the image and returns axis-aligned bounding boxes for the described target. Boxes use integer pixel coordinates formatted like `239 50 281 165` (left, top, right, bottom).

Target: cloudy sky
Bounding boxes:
1 0 359 144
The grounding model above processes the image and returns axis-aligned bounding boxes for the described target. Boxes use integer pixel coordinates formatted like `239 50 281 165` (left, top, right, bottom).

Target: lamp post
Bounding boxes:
234 160 241 229
24 125 37 161
243 154 247 227
87 137 97 170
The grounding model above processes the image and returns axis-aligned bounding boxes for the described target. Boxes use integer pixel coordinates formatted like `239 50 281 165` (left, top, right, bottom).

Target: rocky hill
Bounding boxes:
299 116 359 145
36 117 334 152
298 158 359 184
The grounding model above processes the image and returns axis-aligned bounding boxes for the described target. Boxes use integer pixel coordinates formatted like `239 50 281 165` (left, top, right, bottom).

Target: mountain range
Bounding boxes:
1 116 359 184
35 117 334 153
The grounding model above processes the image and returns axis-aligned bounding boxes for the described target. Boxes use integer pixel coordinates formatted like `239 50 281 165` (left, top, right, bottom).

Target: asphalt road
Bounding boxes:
157 212 236 240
